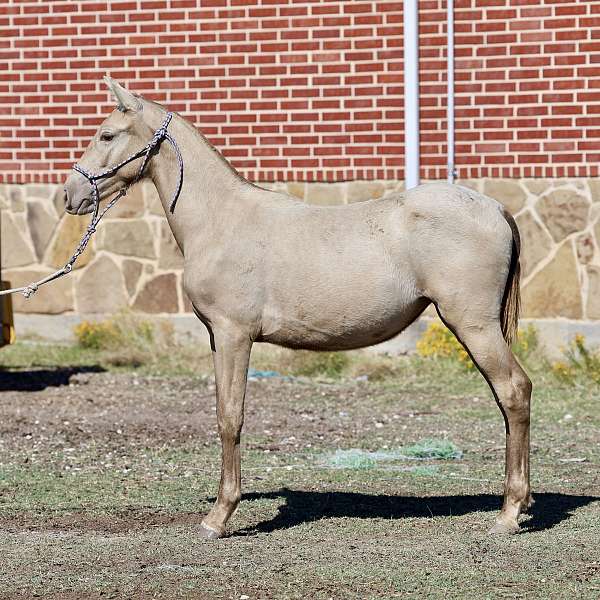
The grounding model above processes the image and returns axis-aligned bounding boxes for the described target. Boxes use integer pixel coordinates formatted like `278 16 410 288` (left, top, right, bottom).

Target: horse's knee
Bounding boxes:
501 370 531 424
218 419 243 444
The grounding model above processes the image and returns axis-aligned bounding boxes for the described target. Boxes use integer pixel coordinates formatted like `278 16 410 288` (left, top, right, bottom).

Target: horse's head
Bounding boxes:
63 77 154 215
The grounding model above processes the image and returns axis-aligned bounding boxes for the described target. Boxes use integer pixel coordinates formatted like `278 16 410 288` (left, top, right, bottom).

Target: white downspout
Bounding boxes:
447 0 456 184
403 0 420 190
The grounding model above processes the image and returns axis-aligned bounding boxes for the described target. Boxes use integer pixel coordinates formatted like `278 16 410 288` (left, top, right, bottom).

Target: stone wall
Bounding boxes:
1 179 599 321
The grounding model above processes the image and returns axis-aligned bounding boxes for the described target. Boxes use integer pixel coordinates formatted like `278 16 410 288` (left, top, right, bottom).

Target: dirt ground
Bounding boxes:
0 363 598 599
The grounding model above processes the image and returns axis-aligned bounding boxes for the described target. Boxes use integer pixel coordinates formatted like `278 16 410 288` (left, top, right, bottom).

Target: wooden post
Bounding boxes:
0 206 16 347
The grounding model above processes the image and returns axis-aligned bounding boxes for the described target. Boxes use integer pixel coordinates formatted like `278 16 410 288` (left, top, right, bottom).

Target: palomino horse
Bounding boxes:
64 78 532 539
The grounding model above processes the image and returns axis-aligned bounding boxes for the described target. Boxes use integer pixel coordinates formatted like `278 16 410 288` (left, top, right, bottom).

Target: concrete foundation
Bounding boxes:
12 313 599 360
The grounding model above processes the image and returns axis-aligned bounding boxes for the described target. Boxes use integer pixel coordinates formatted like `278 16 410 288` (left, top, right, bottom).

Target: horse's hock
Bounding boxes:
1 177 599 347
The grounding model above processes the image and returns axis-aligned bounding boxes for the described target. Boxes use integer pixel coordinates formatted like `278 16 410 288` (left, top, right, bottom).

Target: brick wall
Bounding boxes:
421 0 600 180
1 1 600 185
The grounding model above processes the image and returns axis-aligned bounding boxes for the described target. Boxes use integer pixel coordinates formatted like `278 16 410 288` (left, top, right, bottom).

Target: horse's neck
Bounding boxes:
147 113 253 254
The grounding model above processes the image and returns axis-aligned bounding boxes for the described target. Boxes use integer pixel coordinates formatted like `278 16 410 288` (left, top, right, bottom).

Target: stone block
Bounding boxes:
523 179 552 196
145 182 164 216
592 221 600 263
109 183 145 218
76 255 128 314
521 242 582 318
587 179 600 203
46 214 94 269
586 265 600 319
122 259 143 297
483 179 526 215
4 268 73 314
1 210 36 268
0 185 9 209
181 284 194 313
52 186 67 217
158 221 183 270
515 211 554 279
347 181 385 203
259 182 286 192
25 184 55 202
536 188 589 243
575 232 595 266
9 186 25 212
98 219 156 259
26 200 58 261
286 182 305 200
305 183 346 205
456 179 480 192
132 273 179 313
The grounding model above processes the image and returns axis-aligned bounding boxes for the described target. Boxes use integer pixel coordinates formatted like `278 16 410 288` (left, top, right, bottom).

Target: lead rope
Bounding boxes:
0 111 183 298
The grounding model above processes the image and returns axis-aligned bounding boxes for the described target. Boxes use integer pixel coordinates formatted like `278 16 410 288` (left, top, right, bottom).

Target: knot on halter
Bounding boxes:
72 111 183 214
23 285 38 299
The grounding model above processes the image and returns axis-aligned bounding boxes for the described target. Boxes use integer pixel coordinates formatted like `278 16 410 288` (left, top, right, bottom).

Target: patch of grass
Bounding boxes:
74 319 121 350
401 438 463 460
73 310 176 368
251 346 350 379
409 465 439 476
551 334 600 385
324 440 462 470
346 352 408 382
3 311 548 387
327 449 380 469
252 345 409 383
512 323 540 365
416 320 545 373
289 350 350 378
416 321 474 369
0 341 99 370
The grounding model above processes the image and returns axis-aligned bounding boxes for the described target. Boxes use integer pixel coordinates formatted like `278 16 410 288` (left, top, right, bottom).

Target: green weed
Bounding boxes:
325 440 462 470
401 439 463 460
552 333 600 385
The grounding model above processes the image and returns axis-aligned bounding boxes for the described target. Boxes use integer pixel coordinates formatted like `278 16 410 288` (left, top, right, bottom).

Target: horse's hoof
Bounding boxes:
488 519 520 535
198 522 223 540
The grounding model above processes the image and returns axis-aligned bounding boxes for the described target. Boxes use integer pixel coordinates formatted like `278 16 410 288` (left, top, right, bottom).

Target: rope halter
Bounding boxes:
0 111 184 299
73 111 183 215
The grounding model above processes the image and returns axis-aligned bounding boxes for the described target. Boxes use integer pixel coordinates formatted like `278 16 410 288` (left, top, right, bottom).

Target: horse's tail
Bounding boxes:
500 210 521 347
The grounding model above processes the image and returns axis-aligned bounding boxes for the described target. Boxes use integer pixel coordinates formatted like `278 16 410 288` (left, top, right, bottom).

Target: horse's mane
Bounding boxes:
140 95 253 187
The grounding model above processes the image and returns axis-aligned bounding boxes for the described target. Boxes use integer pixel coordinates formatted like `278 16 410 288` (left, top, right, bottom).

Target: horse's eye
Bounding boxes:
100 132 115 142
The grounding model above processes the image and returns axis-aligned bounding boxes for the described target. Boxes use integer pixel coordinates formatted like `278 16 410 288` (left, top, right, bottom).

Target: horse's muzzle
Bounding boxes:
64 179 94 215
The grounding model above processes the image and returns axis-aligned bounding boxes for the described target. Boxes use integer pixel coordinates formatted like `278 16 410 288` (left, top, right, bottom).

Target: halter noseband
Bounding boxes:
73 111 183 215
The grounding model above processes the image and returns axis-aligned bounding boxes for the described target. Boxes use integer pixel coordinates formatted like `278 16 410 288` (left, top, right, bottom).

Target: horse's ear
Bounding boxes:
103 76 142 113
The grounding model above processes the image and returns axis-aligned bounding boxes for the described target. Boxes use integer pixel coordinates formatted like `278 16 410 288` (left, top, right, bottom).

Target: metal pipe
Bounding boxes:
447 0 456 184
403 0 420 189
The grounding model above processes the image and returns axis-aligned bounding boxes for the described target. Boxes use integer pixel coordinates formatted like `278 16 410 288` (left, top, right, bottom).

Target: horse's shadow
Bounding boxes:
234 489 598 535
0 366 105 392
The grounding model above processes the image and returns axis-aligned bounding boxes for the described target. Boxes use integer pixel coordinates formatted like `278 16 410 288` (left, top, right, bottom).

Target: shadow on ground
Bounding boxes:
0 366 105 392
236 489 599 535
1 491 596 534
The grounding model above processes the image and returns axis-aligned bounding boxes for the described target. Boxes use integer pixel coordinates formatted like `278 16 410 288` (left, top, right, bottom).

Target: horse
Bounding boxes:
63 77 532 539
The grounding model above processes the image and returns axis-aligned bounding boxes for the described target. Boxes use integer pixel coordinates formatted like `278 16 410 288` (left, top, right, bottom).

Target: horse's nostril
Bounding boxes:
64 191 75 212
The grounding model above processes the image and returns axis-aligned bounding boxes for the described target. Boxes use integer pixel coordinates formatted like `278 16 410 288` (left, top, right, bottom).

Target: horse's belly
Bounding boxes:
259 294 429 351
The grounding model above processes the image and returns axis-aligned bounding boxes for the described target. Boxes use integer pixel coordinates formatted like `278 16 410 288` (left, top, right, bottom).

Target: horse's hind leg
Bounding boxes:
436 309 532 534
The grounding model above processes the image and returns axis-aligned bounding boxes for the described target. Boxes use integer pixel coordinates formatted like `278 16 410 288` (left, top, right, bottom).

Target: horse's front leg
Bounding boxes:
199 325 252 539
